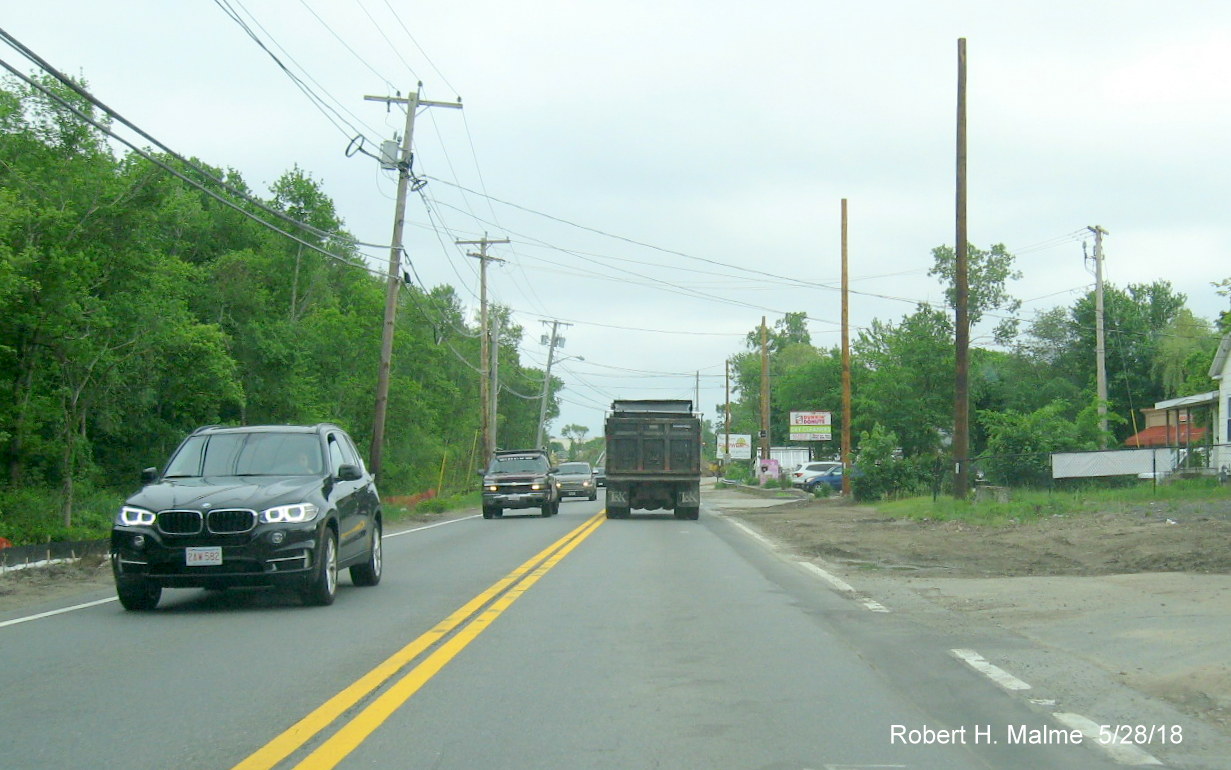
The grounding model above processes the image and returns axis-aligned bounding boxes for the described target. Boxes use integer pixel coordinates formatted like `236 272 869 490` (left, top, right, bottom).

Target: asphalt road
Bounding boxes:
1 492 1134 769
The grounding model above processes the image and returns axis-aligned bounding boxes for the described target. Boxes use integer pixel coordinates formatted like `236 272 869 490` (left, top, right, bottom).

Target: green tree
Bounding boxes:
1152 309 1218 398
561 424 590 459
929 242 1022 343
853 305 954 456
744 311 812 354
979 400 1105 487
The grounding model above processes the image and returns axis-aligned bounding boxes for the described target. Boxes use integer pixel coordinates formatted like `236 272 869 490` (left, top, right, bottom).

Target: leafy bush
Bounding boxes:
0 486 120 544
851 424 932 502
978 399 1104 488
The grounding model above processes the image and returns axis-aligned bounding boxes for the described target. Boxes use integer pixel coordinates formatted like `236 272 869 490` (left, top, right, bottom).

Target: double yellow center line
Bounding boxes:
233 510 607 770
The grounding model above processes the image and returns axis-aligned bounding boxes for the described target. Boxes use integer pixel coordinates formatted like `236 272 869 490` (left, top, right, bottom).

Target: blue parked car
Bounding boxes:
804 465 860 493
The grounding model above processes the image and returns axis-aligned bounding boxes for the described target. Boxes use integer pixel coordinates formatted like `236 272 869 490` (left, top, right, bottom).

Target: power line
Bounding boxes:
216 0 379 142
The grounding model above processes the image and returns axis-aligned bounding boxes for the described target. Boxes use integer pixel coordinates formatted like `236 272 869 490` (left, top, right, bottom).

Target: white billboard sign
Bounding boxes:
715 433 753 460
789 411 832 441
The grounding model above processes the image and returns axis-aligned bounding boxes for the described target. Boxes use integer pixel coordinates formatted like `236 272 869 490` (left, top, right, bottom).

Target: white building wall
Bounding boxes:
1212 334 1231 472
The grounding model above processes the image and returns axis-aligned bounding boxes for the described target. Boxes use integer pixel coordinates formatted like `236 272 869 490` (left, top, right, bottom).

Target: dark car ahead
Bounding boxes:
555 461 598 501
110 424 382 610
481 449 559 518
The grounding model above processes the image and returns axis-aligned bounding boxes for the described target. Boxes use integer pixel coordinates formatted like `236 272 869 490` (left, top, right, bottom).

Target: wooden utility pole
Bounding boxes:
760 317 770 461
490 314 501 452
535 320 569 448
366 85 461 479
841 198 853 496
724 359 731 464
458 234 509 460
953 38 971 500
1088 225 1110 447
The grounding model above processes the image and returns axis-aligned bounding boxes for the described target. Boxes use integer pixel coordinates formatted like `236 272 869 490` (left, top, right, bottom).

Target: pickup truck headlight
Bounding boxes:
118 506 156 526
260 502 319 523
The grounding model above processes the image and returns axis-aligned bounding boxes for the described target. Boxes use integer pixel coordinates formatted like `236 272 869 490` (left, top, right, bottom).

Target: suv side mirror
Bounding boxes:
336 464 363 482
549 467 559 474
141 467 159 484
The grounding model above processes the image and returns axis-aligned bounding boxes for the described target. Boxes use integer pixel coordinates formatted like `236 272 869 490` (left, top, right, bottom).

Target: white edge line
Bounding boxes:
385 514 479 538
725 517 891 613
724 517 775 548
950 648 1032 691
1052 712 1164 766
799 561 858 593
0 597 118 630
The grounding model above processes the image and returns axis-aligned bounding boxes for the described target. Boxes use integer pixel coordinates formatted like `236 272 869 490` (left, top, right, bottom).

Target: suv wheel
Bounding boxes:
116 578 162 611
350 522 382 587
301 529 338 606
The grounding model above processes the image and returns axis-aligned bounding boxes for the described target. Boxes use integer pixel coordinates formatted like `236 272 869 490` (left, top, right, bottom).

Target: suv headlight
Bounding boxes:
118 506 156 526
260 502 319 523
530 478 549 491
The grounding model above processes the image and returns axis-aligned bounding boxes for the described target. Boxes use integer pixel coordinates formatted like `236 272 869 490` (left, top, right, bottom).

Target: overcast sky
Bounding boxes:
6 1 1230 437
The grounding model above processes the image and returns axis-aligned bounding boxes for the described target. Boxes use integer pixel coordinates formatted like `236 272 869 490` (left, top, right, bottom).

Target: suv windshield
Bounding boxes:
165 432 324 477
558 463 590 474
488 455 549 474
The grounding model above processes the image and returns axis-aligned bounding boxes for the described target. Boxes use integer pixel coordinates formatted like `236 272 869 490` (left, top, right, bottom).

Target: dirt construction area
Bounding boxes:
710 483 1231 765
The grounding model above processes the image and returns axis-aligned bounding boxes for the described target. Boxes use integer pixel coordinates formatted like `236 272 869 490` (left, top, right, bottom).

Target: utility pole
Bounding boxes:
1088 225 1110 447
841 198 853 496
953 38 971 501
457 234 509 459
490 313 502 453
535 320 570 448
724 359 731 465
760 316 770 461
366 84 461 479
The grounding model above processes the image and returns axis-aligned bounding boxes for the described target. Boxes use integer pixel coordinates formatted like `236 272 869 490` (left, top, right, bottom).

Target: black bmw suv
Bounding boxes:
110 424 382 610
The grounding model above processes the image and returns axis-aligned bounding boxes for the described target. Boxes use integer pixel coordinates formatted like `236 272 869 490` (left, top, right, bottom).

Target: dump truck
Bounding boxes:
603 399 702 520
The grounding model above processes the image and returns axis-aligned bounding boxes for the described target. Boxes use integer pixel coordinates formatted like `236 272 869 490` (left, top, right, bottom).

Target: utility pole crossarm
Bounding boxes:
364 94 463 110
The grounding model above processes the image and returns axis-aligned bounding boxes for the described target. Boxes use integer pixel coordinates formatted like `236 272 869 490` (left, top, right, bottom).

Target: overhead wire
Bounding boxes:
216 0 380 143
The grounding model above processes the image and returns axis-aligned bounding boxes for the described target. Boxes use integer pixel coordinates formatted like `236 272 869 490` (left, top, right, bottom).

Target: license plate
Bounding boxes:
186 546 223 566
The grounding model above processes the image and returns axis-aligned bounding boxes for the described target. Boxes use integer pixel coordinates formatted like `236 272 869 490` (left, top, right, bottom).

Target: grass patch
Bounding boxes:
874 478 1231 526
385 491 480 523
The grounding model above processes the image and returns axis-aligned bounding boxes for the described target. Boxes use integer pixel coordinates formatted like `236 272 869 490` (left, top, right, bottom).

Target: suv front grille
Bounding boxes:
207 509 257 534
157 510 203 535
496 482 534 493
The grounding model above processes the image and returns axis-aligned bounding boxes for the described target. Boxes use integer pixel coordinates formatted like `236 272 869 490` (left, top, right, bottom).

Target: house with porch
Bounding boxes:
1121 330 1230 475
